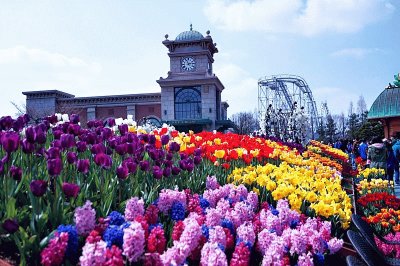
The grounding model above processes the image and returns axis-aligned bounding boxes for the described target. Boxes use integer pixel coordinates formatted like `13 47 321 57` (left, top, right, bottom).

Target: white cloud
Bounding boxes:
0 46 101 72
330 48 382 59
217 64 259 116
204 0 395 36
313 87 359 114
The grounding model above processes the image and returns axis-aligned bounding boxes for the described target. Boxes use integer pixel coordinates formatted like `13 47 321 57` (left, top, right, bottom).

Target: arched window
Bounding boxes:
174 87 201 119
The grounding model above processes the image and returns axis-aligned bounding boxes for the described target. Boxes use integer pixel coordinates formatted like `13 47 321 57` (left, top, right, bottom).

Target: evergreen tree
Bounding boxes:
325 114 336 143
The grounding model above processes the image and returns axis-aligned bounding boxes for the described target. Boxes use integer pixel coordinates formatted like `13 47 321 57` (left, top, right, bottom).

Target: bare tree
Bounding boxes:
230 111 259 135
356 95 367 115
332 113 346 139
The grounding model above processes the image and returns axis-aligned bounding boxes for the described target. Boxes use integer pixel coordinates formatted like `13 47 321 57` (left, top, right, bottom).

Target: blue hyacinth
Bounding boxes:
290 219 299 229
221 219 235 235
313 253 325 266
271 208 279 216
149 223 163 232
170 202 185 221
107 211 125 226
57 224 78 260
202 224 209 239
103 225 124 248
199 197 210 209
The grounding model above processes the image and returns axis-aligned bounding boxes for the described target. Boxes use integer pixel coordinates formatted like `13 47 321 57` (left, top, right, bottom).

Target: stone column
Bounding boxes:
87 107 96 121
127 105 136 121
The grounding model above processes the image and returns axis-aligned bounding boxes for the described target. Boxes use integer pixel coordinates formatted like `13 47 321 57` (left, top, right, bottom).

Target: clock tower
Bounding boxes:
157 25 227 132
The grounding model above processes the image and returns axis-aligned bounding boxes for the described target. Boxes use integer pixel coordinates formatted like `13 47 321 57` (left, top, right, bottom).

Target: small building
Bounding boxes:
23 25 235 132
368 84 400 138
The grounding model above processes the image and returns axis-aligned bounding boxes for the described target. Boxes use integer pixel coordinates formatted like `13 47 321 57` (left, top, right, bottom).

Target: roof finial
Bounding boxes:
190 23 193 31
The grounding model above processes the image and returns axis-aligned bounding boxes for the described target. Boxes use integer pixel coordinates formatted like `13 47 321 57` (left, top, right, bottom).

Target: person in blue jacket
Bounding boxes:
358 139 368 162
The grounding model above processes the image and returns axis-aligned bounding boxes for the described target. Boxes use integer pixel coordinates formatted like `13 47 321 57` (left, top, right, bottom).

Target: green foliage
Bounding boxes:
356 119 384 141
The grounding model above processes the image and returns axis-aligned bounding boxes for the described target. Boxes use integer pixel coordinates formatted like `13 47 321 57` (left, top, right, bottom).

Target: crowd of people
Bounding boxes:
331 132 400 185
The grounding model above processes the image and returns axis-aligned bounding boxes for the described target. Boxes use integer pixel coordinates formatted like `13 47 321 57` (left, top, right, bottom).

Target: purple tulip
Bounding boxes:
46 114 58 124
1 132 20 153
161 135 170 146
25 126 36 143
179 160 187 170
76 141 87 153
87 120 95 128
35 126 47 144
10 165 22 181
140 134 149 143
61 134 75 149
94 120 104 128
139 160 150 171
149 149 159 161
194 156 202 165
91 143 106 154
46 147 60 159
194 148 202 156
47 158 63 176
67 152 77 164
2 218 19 233
185 161 194 172
70 114 80 124
51 140 62 148
148 135 156 145
101 128 112 140
68 124 81 136
0 160 4 174
0 116 14 131
166 152 173 161
21 139 35 154
30 180 48 197
169 142 180 153
13 116 25 132
180 153 188 160
123 159 137 174
152 166 163 179
62 182 80 198
118 124 128 136
171 166 181 176
77 159 90 174
94 153 112 169
116 165 129 179
164 160 173 168
163 167 171 178
52 129 62 140
108 118 116 127
115 144 127 156
126 133 138 143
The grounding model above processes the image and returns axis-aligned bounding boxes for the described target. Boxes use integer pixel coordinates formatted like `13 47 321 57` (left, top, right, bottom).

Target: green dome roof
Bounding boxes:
175 25 204 41
368 86 400 119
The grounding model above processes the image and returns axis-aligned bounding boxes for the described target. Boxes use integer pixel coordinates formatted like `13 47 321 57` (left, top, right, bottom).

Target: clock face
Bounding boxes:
181 57 196 71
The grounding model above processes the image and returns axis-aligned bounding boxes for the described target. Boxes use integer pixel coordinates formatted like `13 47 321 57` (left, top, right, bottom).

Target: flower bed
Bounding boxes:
0 114 351 265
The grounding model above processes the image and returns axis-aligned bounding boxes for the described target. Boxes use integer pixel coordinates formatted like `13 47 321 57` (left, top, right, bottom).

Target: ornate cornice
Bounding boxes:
58 92 161 106
22 90 75 99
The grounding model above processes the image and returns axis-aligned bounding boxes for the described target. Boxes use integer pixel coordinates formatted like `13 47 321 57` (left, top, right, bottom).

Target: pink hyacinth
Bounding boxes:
157 189 187 214
208 226 226 247
125 197 144 221
161 241 191 265
123 221 145 262
79 240 107 266
206 175 220 190
216 198 231 217
297 252 314 266
257 229 277 255
40 232 69 266
203 184 232 207
74 201 96 236
179 217 202 251
205 208 223 227
376 232 400 258
229 184 248 203
236 221 256 247
327 237 344 254
246 191 259 211
200 242 228 266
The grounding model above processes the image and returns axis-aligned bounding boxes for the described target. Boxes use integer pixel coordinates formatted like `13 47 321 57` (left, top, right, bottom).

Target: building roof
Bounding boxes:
175 24 204 41
22 90 75 98
368 86 400 119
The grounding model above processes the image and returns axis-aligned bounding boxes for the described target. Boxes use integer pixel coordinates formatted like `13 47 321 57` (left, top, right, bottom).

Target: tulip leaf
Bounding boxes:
6 198 17 218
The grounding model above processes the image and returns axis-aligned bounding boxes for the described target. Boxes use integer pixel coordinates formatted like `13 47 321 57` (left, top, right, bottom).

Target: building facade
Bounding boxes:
368 84 400 138
23 26 233 132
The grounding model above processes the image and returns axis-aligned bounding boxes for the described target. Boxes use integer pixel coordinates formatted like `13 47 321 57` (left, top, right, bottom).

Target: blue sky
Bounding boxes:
0 0 399 117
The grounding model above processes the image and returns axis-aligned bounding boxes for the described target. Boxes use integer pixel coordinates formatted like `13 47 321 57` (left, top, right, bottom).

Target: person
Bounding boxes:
385 139 398 183
391 132 400 184
367 137 388 178
358 139 368 162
